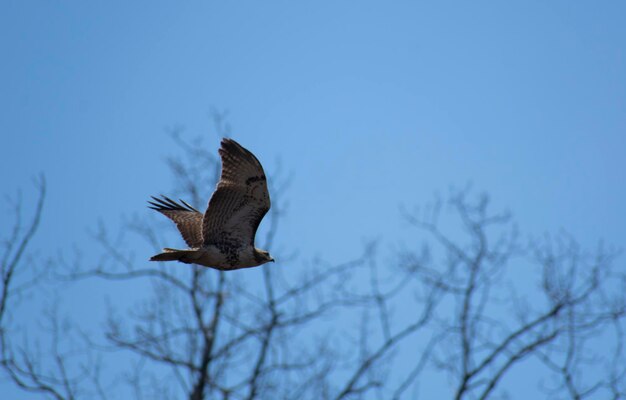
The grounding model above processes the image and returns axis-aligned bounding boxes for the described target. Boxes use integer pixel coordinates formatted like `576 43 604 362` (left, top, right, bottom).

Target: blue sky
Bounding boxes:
1 1 625 398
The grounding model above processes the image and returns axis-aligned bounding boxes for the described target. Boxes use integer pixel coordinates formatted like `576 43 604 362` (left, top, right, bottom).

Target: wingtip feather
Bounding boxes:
147 195 198 213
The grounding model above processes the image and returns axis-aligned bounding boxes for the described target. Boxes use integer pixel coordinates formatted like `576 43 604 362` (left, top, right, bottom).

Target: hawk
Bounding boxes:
148 138 274 270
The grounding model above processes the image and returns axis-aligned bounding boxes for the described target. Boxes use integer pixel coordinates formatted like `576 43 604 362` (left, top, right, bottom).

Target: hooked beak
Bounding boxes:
270 258 275 263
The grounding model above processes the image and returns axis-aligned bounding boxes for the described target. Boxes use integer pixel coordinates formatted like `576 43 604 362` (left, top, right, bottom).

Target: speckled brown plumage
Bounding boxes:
149 138 274 270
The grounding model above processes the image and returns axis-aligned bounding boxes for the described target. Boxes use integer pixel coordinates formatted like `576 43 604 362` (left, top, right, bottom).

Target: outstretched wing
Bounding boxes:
148 196 204 248
202 138 271 247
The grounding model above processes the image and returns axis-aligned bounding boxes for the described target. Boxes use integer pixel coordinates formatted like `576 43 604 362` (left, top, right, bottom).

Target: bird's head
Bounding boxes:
255 249 275 265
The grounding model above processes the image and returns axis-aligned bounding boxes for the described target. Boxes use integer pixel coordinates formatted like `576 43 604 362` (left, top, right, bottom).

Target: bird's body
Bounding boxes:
150 246 264 269
149 138 274 270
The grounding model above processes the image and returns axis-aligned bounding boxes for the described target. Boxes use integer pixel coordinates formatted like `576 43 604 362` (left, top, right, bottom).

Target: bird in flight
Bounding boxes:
148 138 274 270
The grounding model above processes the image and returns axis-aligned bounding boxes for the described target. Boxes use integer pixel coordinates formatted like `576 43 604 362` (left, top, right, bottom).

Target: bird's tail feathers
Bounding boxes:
150 248 196 263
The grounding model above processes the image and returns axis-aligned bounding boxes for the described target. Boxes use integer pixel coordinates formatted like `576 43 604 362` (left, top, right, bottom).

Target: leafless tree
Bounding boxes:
2 122 625 400
0 177 87 400
52 118 429 400
0 176 63 397
400 190 626 399
1 176 111 400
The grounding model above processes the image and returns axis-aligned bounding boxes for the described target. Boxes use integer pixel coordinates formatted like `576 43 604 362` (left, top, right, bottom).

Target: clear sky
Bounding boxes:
1 1 625 398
